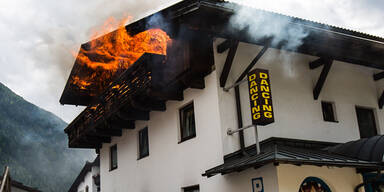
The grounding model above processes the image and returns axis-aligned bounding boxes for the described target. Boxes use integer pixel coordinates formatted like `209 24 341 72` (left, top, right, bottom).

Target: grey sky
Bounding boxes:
0 0 383 123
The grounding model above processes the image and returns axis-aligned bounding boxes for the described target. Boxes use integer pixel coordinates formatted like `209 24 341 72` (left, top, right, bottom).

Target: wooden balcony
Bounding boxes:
64 35 214 149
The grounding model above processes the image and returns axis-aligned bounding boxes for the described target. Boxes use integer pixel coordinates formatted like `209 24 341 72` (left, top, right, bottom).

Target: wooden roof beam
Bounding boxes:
148 88 184 101
220 40 239 87
312 59 333 100
309 57 328 69
93 128 122 137
190 77 206 89
84 136 111 144
379 91 384 109
117 108 149 121
374 72 384 81
217 39 232 53
130 96 166 112
236 44 269 83
109 116 135 129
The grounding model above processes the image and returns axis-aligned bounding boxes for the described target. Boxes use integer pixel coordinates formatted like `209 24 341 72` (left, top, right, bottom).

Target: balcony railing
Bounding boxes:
65 54 166 148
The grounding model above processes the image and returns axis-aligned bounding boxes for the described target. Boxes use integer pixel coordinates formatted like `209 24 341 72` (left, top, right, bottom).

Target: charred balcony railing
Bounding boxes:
65 54 167 148
64 34 214 149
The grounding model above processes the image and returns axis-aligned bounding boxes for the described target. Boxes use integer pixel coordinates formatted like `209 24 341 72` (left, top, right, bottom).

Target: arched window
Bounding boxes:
299 177 332 192
85 186 89 192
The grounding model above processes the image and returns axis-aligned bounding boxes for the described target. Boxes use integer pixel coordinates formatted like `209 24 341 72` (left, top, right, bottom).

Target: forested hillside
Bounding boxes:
0 82 94 192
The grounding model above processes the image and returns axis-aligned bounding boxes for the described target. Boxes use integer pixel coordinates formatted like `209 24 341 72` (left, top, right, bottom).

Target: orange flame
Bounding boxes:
71 76 91 90
70 16 171 92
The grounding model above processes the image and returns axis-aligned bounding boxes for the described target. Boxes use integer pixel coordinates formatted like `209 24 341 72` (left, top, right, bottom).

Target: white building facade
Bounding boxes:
98 40 384 192
61 1 384 192
68 157 100 192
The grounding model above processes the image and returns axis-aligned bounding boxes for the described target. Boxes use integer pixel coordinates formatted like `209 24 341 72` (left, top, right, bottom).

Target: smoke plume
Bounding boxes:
228 2 309 51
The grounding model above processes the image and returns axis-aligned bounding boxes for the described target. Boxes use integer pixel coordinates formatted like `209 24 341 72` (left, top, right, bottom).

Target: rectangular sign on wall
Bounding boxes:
247 68 274 126
252 177 264 192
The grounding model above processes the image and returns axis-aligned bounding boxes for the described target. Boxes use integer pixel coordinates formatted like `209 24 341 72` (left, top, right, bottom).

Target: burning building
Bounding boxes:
62 0 384 191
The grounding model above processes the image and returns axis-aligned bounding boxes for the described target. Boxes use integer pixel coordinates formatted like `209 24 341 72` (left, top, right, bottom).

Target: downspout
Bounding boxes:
235 86 247 155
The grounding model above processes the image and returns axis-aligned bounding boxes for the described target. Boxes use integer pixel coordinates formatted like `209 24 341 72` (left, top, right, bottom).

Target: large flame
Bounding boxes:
70 16 171 91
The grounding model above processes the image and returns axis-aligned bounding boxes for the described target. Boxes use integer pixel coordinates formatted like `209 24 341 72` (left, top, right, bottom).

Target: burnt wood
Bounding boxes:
217 39 232 53
62 0 384 106
84 136 111 144
109 117 135 129
70 141 102 149
313 59 333 100
148 88 184 101
130 96 166 111
374 72 384 81
190 77 206 89
220 40 239 87
93 128 122 137
379 91 384 109
118 108 150 121
188 77 205 89
236 45 269 83
63 0 384 149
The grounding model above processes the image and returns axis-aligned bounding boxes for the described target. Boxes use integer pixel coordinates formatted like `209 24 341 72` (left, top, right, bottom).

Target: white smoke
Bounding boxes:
0 0 181 123
228 2 309 51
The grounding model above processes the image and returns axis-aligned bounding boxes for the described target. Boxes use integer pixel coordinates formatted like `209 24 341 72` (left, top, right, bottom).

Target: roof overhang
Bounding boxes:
60 0 384 106
203 137 384 178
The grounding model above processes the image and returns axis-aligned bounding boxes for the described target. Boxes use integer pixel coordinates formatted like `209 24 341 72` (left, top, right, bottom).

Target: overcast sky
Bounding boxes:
0 0 383 123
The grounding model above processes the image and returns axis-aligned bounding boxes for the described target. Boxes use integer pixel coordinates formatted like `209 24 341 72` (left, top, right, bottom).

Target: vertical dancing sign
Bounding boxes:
247 69 274 126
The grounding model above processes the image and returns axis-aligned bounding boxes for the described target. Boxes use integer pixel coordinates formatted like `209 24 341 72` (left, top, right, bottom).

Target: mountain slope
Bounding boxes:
0 82 94 192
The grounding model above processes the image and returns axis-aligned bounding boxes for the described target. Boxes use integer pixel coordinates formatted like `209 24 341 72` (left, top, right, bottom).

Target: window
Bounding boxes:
138 127 149 159
110 145 117 171
356 107 378 138
321 101 337 122
179 102 196 142
85 186 89 192
299 177 331 192
183 185 199 192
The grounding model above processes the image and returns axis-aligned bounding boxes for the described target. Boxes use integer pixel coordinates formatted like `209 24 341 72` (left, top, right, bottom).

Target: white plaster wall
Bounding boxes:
97 38 383 192
91 166 99 192
277 164 364 192
214 38 384 155
99 72 281 192
220 164 279 192
100 72 226 192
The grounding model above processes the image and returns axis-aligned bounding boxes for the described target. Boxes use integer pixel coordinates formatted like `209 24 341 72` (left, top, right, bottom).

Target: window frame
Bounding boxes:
183 185 200 192
179 102 196 143
299 177 332 192
109 144 118 171
355 106 378 138
138 127 149 160
321 101 338 123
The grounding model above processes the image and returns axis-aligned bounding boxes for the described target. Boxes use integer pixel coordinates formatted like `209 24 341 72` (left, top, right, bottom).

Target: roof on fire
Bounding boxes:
60 0 384 106
203 137 384 177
